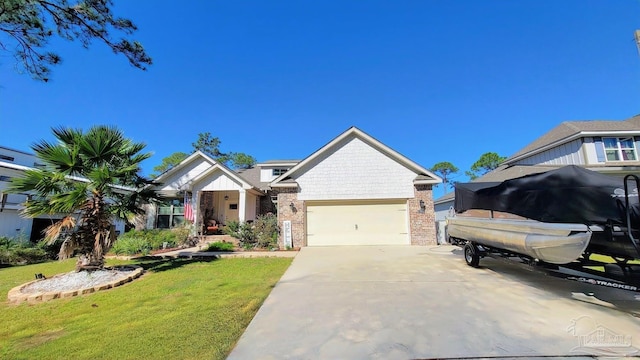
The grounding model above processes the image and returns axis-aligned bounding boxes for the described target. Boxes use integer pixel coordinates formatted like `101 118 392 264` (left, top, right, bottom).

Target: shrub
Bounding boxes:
147 230 178 250
171 226 192 246
0 235 52 265
223 220 256 249
254 214 279 249
111 225 195 256
222 221 240 238
223 215 279 250
110 236 151 256
205 242 235 252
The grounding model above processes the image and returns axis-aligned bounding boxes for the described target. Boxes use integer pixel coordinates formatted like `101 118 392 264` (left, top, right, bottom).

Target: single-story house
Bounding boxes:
147 127 442 248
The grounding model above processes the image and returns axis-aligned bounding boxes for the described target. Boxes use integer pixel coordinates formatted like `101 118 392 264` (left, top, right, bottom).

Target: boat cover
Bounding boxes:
455 165 640 226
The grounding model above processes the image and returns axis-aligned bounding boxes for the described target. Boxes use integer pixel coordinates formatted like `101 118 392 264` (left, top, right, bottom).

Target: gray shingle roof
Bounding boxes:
257 160 301 165
506 114 640 163
235 167 271 190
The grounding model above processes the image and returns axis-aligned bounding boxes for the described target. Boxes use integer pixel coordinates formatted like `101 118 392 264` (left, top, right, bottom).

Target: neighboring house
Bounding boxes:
434 114 640 221
150 127 443 248
0 146 127 241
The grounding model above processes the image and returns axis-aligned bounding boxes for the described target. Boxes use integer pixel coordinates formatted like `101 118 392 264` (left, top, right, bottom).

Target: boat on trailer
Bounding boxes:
447 216 592 265
446 165 640 291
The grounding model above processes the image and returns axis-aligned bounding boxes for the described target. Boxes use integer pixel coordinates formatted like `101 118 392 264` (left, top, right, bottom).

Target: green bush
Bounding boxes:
0 235 52 265
223 220 256 249
254 214 279 249
147 230 178 250
204 242 235 252
110 236 151 256
223 215 279 250
222 221 240 238
171 226 192 246
238 222 256 248
111 225 194 256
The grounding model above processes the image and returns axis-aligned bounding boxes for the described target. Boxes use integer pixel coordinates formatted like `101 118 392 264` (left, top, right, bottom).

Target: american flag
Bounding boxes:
184 191 194 222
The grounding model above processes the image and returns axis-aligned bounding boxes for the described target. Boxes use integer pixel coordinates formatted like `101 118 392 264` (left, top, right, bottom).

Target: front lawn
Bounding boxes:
0 256 292 360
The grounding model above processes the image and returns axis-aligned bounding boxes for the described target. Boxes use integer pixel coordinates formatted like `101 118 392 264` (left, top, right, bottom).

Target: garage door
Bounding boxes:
306 200 409 246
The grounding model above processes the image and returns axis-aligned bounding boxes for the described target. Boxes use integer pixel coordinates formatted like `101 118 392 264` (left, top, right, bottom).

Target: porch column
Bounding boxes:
193 191 200 235
238 189 246 223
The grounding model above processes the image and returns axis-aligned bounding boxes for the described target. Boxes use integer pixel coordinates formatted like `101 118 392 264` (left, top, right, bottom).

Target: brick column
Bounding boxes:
277 187 305 249
408 184 436 245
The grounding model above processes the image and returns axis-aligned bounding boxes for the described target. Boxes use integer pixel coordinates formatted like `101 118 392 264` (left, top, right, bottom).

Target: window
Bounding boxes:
0 175 11 182
272 168 286 176
0 154 14 162
156 198 185 229
603 137 637 161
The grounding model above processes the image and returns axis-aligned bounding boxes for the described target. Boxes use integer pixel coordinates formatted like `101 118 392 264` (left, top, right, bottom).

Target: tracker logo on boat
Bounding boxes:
570 276 638 291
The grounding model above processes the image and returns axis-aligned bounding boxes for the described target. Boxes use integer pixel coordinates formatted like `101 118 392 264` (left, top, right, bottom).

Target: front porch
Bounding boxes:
148 153 265 235
197 189 260 234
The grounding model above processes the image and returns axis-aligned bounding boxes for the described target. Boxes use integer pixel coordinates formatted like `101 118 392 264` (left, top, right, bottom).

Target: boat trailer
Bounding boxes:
453 240 640 293
448 173 640 293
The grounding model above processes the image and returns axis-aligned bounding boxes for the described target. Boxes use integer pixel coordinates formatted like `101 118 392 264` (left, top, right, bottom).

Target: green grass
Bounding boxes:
204 242 236 252
0 256 292 360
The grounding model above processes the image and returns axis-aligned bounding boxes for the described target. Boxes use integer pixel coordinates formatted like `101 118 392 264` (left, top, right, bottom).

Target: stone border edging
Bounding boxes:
7 265 144 305
163 251 299 259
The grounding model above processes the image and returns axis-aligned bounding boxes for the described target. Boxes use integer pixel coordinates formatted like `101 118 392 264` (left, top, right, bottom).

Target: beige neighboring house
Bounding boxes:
434 114 640 222
147 126 443 248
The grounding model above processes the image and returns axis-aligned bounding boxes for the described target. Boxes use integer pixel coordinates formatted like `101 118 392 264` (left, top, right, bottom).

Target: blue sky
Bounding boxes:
1 1 640 195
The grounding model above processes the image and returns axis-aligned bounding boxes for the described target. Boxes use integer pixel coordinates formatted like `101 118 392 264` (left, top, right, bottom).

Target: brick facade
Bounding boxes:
276 184 437 248
276 187 305 248
408 184 436 245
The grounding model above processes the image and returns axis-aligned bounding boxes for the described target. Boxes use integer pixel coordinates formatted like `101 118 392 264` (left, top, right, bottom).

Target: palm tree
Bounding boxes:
8 125 154 271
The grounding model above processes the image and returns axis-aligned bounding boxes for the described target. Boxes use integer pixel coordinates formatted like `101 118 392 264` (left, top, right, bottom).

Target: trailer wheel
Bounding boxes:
464 243 480 267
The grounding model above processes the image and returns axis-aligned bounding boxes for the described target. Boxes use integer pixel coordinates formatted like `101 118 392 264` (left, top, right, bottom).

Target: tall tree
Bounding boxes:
192 132 226 159
191 132 256 169
151 151 188 178
229 152 257 169
152 132 258 177
430 161 459 195
0 0 152 81
465 152 506 180
8 125 154 270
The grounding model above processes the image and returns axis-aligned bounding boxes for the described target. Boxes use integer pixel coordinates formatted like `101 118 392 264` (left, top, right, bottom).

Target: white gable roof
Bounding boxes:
152 151 262 195
271 127 442 189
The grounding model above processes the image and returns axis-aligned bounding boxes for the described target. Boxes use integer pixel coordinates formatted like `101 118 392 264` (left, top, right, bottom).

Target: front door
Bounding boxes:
224 199 239 224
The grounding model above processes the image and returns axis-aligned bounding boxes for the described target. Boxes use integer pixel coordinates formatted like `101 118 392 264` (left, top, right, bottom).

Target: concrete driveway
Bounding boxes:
227 245 640 359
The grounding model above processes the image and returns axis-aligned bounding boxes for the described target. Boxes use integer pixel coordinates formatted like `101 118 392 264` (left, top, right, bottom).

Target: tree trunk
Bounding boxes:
75 253 105 271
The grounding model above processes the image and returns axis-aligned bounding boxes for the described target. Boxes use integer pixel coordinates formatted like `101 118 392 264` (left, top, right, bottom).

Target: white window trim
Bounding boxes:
603 137 637 162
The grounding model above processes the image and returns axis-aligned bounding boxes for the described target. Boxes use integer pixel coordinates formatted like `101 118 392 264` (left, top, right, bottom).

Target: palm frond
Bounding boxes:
44 216 76 243
8 125 156 269
52 126 83 147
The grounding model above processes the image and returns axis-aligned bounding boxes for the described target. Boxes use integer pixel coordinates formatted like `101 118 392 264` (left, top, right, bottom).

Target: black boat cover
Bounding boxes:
454 165 640 226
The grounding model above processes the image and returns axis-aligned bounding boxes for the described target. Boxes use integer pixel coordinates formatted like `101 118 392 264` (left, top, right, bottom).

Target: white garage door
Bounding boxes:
306 200 409 246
